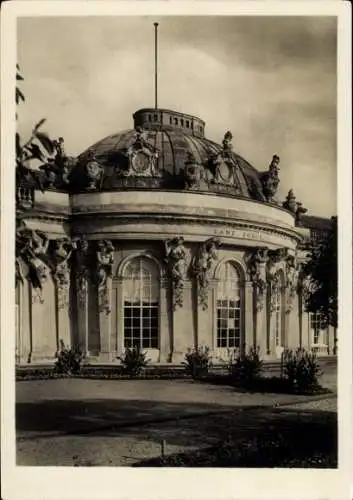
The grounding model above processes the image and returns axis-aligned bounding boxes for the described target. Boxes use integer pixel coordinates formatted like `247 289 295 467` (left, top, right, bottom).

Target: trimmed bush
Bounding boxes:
282 348 322 393
183 346 211 379
228 346 263 387
54 341 83 375
117 346 150 377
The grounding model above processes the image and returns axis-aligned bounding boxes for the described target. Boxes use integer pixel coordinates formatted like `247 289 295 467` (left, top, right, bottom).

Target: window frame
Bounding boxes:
122 256 161 350
215 261 244 350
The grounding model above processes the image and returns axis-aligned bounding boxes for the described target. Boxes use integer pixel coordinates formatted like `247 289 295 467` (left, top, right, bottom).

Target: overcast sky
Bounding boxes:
17 16 337 217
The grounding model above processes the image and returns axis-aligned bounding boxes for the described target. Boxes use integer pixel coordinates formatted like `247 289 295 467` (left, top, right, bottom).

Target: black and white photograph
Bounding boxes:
1 2 352 500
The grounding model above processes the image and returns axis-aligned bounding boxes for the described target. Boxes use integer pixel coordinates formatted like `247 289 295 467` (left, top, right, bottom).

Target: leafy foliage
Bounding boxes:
281 348 321 393
117 346 150 377
302 217 338 328
54 340 84 375
228 346 263 387
182 346 211 379
16 65 55 176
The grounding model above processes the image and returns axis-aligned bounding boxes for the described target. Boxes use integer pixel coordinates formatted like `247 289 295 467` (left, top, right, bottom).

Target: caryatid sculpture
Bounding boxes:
193 238 221 310
53 238 74 309
96 240 114 314
164 237 187 310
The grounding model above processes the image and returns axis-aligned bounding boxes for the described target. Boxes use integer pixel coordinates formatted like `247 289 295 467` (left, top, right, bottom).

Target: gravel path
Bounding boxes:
16 378 337 466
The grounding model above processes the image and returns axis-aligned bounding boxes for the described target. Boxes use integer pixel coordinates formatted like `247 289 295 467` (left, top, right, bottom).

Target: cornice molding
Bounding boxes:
70 212 300 243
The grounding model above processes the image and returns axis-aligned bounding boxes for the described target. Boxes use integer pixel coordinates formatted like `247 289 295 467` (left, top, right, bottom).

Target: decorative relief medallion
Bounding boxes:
131 151 151 174
121 127 160 178
192 238 221 310
164 237 187 310
84 151 104 191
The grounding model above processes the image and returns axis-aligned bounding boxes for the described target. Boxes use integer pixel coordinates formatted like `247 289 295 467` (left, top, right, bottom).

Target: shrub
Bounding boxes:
117 346 150 377
282 348 322 393
228 346 263 387
54 340 83 375
183 346 211 379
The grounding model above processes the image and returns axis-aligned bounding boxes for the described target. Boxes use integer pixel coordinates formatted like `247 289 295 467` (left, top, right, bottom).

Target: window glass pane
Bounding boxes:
216 263 243 348
123 257 160 349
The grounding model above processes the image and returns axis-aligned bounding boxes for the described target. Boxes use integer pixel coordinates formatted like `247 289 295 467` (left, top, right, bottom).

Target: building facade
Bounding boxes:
15 108 337 365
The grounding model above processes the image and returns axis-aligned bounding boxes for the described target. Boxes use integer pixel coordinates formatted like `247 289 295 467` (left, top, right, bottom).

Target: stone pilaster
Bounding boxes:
285 291 300 349
171 281 193 363
111 277 123 358
76 273 89 356
159 278 170 363
54 263 71 349
98 276 113 362
18 280 31 363
254 286 268 358
244 281 254 351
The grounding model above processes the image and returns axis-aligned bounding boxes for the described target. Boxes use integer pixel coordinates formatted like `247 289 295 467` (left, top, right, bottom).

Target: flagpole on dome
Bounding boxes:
154 22 159 110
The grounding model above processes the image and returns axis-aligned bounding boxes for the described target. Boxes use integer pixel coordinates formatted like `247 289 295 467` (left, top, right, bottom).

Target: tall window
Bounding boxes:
123 257 159 349
216 262 243 348
310 312 327 345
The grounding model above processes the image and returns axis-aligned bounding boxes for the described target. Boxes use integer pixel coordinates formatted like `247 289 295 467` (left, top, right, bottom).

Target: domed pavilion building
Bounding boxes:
15 106 337 366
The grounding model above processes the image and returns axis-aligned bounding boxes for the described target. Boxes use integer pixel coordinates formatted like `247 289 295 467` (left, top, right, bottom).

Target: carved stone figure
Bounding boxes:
209 131 239 188
184 151 204 189
72 237 90 307
25 229 50 289
96 240 114 313
295 201 308 226
222 131 233 157
269 271 282 313
285 254 299 313
53 238 73 309
121 127 160 178
261 155 280 202
193 238 221 309
246 247 269 312
283 189 298 213
39 158 57 188
164 237 187 310
84 150 103 190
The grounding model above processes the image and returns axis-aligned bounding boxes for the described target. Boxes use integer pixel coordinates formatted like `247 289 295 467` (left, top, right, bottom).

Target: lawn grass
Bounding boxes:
133 410 337 468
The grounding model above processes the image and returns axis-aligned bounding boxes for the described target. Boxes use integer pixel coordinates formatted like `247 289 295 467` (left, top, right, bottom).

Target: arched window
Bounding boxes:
123 257 160 349
216 262 243 348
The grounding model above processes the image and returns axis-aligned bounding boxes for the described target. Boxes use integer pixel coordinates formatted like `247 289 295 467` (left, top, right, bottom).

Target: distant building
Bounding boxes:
15 107 337 365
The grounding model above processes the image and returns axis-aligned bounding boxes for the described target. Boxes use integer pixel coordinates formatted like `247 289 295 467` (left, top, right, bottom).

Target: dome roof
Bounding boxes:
71 108 268 202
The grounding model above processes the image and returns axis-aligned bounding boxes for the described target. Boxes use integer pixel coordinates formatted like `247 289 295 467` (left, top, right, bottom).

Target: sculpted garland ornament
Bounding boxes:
192 238 221 310
164 237 187 310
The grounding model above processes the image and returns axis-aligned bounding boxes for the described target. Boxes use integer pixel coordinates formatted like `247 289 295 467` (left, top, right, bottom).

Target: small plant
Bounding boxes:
228 346 263 387
282 348 322 393
54 340 83 375
183 346 211 379
117 346 150 377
